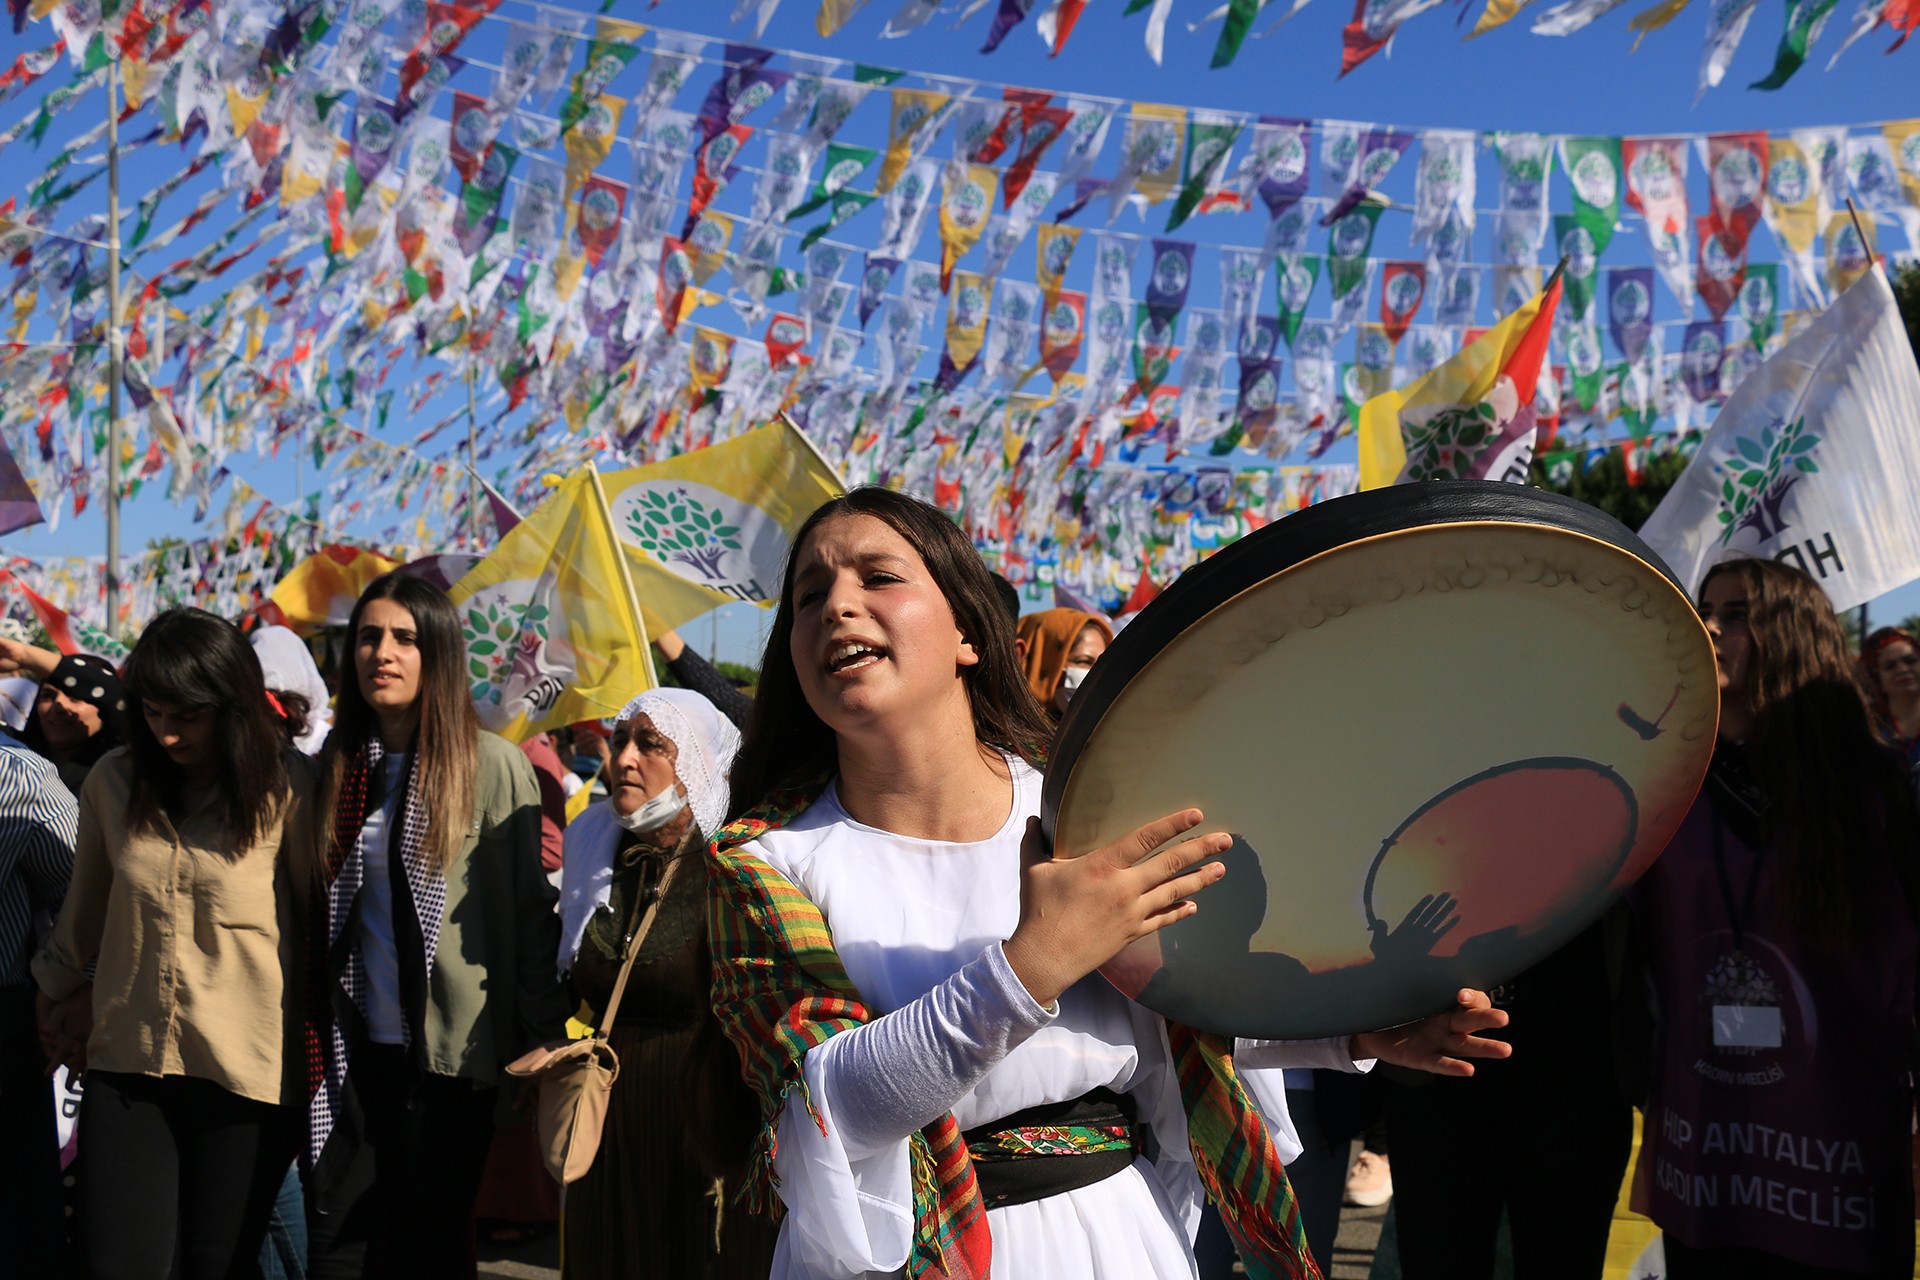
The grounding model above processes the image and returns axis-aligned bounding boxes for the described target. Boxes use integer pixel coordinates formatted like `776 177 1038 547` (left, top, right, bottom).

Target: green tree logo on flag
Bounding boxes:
1713 417 1822 545
462 586 556 714
613 481 788 596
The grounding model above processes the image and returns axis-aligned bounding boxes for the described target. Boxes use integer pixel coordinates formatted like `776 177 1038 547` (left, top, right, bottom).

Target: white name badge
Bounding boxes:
1712 1004 1783 1049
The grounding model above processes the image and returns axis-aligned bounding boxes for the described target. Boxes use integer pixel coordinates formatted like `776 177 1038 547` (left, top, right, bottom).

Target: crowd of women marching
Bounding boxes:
1 485 1916 1280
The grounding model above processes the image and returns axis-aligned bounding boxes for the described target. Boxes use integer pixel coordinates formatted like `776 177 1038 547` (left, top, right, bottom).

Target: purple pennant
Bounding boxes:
1238 314 1281 366
1055 177 1111 223
982 0 1037 51
350 101 401 194
858 254 901 328
696 45 780 147
1681 321 1726 404
0 433 44 535
1607 267 1655 364
1145 239 1195 323
1323 127 1410 225
1236 355 1283 430
1256 117 1313 217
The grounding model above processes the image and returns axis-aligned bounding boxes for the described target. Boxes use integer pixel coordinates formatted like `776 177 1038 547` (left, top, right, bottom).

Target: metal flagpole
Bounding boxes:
466 365 479 548
104 56 124 636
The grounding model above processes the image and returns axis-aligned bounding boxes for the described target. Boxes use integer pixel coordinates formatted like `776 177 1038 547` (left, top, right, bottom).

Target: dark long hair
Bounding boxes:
121 608 290 850
727 488 1053 820
320 573 478 869
1702 559 1919 941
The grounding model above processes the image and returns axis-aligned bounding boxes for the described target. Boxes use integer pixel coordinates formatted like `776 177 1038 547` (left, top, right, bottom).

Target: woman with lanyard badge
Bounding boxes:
302 573 567 1279
1632 558 1919 1278
706 488 1514 1279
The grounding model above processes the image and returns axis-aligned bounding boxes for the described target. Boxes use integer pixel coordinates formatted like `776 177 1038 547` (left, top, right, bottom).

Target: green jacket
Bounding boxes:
420 731 569 1084
297 731 568 1089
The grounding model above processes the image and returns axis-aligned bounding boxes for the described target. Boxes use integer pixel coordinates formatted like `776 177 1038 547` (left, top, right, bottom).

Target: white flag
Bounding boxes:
1638 269 1920 612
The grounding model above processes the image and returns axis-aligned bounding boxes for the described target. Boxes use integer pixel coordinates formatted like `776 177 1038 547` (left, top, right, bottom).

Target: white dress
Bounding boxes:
744 758 1367 1280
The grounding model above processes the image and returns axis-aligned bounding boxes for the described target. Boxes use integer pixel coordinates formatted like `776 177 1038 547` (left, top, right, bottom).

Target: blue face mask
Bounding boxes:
614 782 688 834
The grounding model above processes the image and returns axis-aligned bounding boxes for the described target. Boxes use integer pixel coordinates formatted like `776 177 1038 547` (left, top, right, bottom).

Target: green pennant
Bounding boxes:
559 28 643 137
767 267 804 296
1166 116 1241 231
855 64 907 85
1740 263 1780 349
516 267 548 344
788 143 878 220
132 188 161 245
1208 421 1246 455
1752 0 1839 89
1327 205 1382 303
1277 253 1323 348
1554 212 1604 321
1561 137 1621 256
376 391 395 432
404 266 431 303
1211 0 1262 67
799 190 875 252
1131 305 1177 394
81 34 110 74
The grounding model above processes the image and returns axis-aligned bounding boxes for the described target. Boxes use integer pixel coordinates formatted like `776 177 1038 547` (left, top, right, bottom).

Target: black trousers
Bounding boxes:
304 1045 498 1280
0 984 70 1277
1383 1069 1631 1280
81 1070 300 1280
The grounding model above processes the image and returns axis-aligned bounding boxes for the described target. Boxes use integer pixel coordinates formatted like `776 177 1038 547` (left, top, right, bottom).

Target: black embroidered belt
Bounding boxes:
962 1087 1139 1208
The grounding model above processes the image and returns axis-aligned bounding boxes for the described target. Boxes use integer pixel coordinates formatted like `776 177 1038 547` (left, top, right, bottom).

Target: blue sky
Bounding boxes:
3 0 1919 663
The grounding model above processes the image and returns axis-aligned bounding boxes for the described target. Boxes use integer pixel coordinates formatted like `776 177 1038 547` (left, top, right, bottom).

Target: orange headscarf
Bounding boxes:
1016 608 1114 712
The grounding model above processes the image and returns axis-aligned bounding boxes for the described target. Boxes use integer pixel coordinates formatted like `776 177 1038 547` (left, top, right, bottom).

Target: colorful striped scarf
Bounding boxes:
706 776 1323 1280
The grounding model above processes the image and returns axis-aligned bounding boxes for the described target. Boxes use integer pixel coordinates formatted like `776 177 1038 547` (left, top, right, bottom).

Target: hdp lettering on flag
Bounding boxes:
599 419 845 636
1638 268 1920 611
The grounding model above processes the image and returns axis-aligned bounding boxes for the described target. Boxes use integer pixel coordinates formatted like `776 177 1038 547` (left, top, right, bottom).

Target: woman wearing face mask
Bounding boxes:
34 608 312 1280
16 651 128 795
1015 608 1113 720
302 573 567 1280
555 688 776 1280
1632 559 1919 1279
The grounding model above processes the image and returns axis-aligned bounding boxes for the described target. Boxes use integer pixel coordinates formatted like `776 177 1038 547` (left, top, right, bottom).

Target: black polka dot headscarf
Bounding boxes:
25 653 128 763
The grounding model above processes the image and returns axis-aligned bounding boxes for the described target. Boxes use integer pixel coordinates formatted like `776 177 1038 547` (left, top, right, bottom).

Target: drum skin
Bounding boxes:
1042 481 1718 1041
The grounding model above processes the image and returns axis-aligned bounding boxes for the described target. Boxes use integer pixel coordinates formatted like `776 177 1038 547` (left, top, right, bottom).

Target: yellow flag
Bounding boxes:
1764 136 1821 258
564 779 595 825
269 546 403 634
1467 0 1534 37
1036 224 1081 309
1132 103 1188 209
688 210 735 285
1358 277 1561 490
1882 120 1920 219
450 468 656 742
945 272 996 373
1626 0 1691 45
1824 211 1877 297
878 89 951 194
598 419 846 636
938 163 999 289
563 95 626 217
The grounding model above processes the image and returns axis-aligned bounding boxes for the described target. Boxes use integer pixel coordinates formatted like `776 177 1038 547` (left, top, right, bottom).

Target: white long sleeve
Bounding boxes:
807 940 1057 1161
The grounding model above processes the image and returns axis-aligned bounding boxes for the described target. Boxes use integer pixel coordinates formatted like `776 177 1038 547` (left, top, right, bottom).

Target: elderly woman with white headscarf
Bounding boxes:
556 688 777 1280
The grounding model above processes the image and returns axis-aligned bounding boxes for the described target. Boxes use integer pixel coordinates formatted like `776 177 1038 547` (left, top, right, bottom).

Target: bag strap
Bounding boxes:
596 850 687 1039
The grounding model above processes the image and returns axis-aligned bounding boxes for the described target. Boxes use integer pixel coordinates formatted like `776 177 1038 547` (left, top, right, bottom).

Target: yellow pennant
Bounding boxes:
1881 120 1920 218
1132 103 1187 209
945 271 996 373
1036 224 1081 309
1823 211 1877 297
938 163 999 290
1764 136 1821 258
879 89 951 194
688 210 735 285
563 95 627 222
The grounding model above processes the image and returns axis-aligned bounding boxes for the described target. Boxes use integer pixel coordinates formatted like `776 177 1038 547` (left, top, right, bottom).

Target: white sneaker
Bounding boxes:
1343 1150 1392 1207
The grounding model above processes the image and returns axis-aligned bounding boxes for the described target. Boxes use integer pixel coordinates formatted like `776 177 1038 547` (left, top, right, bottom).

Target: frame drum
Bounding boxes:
1041 481 1717 1040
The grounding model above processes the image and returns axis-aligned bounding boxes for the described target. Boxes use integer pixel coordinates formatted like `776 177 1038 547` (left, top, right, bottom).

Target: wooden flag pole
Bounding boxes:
104 55 124 637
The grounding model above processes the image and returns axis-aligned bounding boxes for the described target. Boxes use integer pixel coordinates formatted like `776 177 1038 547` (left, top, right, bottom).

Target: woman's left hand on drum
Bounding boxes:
1351 988 1510 1077
1003 811 1231 1012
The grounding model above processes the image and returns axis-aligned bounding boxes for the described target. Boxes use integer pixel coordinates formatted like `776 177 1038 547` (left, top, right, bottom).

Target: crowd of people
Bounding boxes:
0 485 1914 1280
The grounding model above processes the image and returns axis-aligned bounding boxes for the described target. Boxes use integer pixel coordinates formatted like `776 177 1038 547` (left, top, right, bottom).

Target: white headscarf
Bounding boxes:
556 687 741 971
250 625 333 756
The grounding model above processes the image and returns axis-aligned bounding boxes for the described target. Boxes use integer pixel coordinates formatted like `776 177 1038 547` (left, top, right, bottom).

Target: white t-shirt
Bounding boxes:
356 752 410 1046
742 757 1366 1280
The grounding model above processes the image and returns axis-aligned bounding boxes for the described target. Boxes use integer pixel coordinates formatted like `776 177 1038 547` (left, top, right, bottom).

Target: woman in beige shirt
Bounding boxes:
34 607 313 1280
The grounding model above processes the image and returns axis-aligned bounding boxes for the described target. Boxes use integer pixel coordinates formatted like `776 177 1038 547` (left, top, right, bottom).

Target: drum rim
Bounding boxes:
1041 480 1695 844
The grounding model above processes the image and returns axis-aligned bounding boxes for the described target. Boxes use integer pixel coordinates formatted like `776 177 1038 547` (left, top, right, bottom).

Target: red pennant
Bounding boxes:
1704 132 1768 260
766 313 807 368
660 238 693 335
1694 212 1747 322
448 91 494 183
575 176 627 267
1379 261 1427 345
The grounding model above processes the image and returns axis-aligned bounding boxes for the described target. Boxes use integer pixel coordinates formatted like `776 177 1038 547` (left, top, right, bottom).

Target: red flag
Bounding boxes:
1121 568 1161 616
575 176 626 267
1704 132 1767 259
1694 212 1746 322
1340 0 1394 77
0 568 80 654
448 91 495 183
660 238 692 335
1379 261 1426 345
766 313 807 367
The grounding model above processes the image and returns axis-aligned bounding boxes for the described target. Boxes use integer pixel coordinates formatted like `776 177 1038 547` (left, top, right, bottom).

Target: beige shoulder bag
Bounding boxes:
506 851 686 1185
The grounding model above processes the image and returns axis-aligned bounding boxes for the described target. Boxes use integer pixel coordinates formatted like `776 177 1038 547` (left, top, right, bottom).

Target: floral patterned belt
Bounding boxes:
962 1087 1139 1207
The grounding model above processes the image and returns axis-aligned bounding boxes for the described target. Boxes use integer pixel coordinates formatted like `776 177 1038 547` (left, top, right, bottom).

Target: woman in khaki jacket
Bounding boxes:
34 607 314 1280
301 572 566 1280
